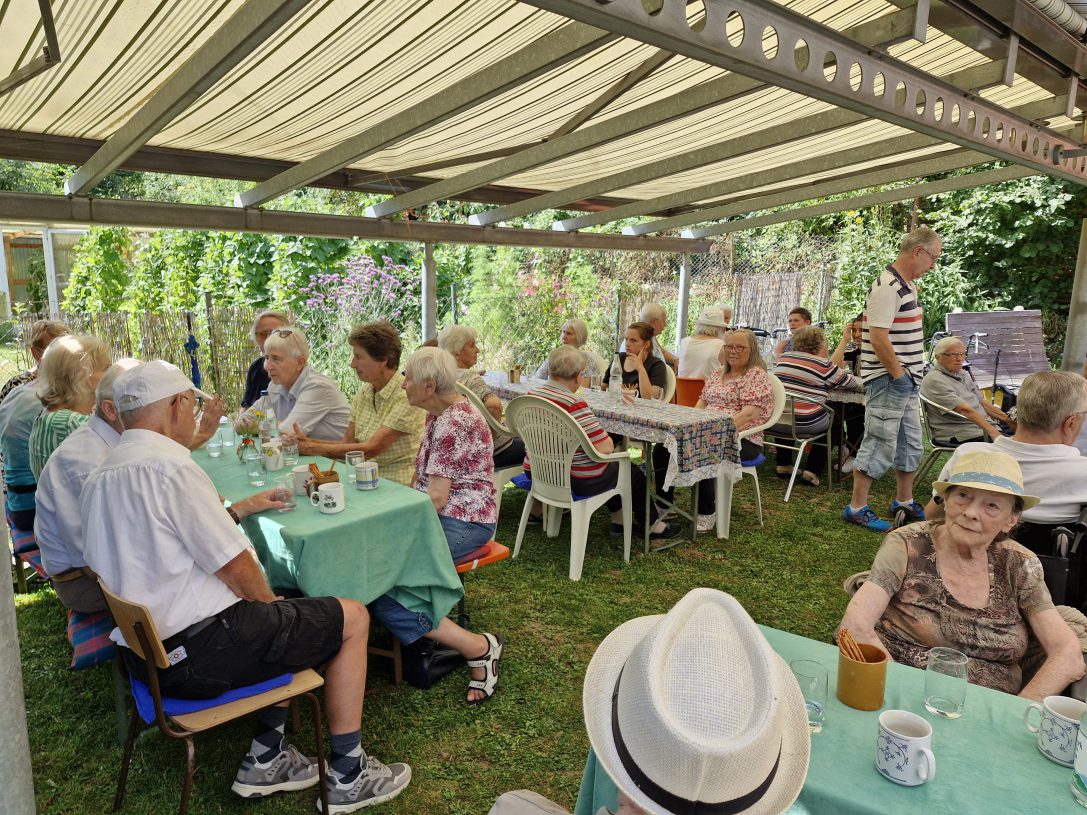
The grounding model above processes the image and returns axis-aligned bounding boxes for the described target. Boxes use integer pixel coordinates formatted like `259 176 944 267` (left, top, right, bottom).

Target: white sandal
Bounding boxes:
466 632 504 705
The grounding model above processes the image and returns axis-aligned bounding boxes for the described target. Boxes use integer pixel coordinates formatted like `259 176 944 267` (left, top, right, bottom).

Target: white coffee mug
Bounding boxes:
875 710 936 786
291 464 310 496
309 482 345 514
356 461 379 490
1024 695 1086 767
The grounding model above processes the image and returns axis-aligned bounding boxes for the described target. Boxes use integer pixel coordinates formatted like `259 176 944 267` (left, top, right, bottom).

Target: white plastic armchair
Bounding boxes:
661 364 676 403
455 382 523 521
505 395 632 581
713 372 786 539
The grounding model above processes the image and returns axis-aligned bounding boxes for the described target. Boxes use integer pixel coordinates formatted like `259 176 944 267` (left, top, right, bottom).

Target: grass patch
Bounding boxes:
15 462 936 814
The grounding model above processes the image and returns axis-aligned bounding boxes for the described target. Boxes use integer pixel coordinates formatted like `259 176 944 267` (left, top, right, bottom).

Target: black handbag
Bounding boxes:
401 639 464 689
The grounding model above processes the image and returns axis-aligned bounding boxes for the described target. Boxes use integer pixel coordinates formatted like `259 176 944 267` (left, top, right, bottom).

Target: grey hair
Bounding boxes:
639 302 666 322
934 336 964 358
119 400 168 431
717 304 734 320
1016 371 1087 433
693 321 723 338
790 325 825 355
562 318 588 347
263 325 309 361
547 345 588 380
721 329 767 374
95 358 142 416
900 225 940 254
406 347 459 396
437 324 478 357
250 310 289 341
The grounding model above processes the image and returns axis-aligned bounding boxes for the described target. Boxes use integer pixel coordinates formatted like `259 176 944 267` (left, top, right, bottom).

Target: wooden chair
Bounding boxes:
453 540 510 628
674 376 704 407
712 373 787 539
456 382 524 522
506 395 633 580
99 582 329 815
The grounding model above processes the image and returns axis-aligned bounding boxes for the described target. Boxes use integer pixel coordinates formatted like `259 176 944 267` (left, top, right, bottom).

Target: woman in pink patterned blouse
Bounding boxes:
382 346 504 704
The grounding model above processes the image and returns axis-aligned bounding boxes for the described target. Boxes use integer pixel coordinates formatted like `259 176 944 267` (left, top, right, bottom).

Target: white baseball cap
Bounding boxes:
114 360 210 411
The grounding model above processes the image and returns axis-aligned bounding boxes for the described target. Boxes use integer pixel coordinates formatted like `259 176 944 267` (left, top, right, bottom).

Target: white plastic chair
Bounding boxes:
916 393 960 483
661 365 676 403
713 372 787 539
505 395 633 581
767 390 835 502
456 382 523 520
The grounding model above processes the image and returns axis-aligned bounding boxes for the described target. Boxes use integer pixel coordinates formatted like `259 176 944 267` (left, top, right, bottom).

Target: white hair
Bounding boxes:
934 336 964 358
547 346 588 380
262 325 309 360
639 303 666 322
407 347 459 396
437 324 478 357
562 319 588 347
96 358 143 413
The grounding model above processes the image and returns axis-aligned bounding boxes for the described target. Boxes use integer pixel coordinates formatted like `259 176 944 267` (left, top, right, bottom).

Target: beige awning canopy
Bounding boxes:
0 0 1085 248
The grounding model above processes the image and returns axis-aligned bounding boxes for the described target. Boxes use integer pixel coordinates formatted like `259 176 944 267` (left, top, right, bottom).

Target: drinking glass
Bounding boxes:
219 419 235 447
281 439 299 466
924 647 968 719
206 439 223 458
790 659 828 733
589 371 602 391
345 451 365 483
274 475 296 512
245 449 266 487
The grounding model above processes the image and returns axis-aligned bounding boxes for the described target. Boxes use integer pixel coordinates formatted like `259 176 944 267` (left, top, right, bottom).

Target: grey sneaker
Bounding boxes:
319 755 412 813
232 743 319 798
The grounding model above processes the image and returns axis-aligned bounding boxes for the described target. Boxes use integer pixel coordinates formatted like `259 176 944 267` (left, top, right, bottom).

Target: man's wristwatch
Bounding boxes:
226 506 241 524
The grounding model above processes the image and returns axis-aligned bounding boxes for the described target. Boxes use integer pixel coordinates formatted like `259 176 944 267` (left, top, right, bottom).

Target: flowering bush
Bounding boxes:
295 254 421 396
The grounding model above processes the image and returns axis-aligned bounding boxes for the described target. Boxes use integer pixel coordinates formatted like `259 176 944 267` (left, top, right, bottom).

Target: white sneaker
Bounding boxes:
841 455 855 474
696 513 717 533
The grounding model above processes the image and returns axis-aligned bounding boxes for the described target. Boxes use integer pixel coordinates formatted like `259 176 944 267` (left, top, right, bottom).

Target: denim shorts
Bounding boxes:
439 514 497 564
854 373 922 479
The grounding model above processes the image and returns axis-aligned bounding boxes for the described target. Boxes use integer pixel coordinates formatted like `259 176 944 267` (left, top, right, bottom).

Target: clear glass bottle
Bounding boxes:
258 389 278 443
1071 706 1087 808
609 354 623 403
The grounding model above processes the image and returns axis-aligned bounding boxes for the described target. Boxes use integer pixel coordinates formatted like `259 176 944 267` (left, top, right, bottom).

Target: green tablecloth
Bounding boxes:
574 625 1080 815
195 449 463 624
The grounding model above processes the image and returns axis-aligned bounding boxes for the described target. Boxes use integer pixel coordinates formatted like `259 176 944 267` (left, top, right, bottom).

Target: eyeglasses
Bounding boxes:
918 246 940 265
268 328 295 338
939 352 967 359
171 392 200 417
724 344 749 352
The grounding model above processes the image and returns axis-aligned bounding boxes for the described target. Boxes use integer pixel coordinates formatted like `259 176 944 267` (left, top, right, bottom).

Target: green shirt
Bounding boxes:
349 372 425 487
29 409 88 479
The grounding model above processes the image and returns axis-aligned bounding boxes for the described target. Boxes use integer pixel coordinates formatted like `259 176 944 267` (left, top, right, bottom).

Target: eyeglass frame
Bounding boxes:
939 351 967 359
918 245 940 265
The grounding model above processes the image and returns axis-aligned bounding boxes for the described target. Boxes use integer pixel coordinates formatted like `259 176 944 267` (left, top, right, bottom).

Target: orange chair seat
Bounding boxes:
456 541 510 574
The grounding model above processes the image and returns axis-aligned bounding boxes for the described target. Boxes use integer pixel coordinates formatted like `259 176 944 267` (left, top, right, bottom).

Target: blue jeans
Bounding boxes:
854 373 922 479
369 514 496 645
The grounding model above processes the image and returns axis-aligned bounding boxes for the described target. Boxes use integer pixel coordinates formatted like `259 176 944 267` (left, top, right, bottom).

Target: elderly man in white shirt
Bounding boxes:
81 360 410 811
34 358 141 613
257 325 350 440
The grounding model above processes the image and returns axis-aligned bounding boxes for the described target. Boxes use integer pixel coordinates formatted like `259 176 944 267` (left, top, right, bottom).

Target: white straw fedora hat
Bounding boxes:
695 306 727 328
583 588 809 815
933 448 1039 510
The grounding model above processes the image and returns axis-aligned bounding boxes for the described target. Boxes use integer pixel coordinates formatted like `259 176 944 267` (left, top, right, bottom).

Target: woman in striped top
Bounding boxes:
526 346 681 541
769 326 860 485
28 335 111 479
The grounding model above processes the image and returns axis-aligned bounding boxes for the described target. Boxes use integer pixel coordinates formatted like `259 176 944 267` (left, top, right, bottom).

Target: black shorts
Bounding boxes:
122 597 344 700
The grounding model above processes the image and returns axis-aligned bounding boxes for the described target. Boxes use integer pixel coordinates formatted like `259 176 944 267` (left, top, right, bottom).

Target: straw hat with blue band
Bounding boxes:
933 449 1040 510
583 588 810 815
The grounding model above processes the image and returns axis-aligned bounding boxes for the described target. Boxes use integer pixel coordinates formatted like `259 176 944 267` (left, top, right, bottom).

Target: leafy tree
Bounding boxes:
62 227 132 312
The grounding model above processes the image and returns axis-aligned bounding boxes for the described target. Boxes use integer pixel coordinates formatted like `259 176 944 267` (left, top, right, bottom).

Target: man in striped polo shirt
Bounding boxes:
843 226 941 532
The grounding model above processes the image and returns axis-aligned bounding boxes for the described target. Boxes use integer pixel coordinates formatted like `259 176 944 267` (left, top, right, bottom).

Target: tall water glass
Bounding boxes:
790 659 828 733
219 417 235 447
345 451 365 483
281 438 299 466
274 474 296 512
245 449 266 487
924 647 968 719
206 438 223 458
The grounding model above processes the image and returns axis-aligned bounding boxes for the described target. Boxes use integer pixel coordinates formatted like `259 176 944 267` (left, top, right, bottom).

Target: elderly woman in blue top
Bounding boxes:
257 325 350 440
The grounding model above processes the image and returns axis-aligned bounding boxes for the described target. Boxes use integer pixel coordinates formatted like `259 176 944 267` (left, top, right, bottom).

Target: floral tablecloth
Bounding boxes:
482 373 740 489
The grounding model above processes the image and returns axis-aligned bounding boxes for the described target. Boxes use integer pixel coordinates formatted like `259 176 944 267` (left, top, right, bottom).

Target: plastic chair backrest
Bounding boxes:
740 372 786 441
675 377 704 407
456 382 514 441
98 581 171 670
662 365 676 403
505 395 604 505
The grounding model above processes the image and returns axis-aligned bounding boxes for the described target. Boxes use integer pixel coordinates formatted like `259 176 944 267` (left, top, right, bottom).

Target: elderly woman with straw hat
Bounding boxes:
839 449 1085 700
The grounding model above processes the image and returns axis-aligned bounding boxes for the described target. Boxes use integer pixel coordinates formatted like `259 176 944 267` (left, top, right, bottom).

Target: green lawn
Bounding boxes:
14 464 932 815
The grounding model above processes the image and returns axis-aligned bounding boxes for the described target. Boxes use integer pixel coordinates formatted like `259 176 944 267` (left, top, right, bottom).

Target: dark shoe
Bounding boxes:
609 523 626 538
649 522 683 541
889 499 926 521
231 744 319 799
526 512 543 526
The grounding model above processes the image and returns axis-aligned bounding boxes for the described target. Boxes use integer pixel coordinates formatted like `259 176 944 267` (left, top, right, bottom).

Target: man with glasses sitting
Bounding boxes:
920 336 1015 446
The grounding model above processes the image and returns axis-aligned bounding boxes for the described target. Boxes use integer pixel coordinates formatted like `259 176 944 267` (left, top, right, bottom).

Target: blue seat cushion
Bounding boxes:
130 672 293 723
511 471 592 501
741 453 766 468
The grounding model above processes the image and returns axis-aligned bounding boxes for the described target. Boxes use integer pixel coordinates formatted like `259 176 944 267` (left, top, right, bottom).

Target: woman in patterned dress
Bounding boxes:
839 449 1084 700
370 346 504 704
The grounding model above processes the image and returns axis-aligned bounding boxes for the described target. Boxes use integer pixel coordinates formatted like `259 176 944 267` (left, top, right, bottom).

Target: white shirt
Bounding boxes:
933 436 1087 523
34 415 120 575
265 365 350 441
81 429 252 640
677 335 724 379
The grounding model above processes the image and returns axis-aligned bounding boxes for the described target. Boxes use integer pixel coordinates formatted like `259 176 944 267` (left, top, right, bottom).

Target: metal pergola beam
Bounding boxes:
518 0 1087 185
0 0 62 96
64 0 311 196
234 22 615 209
0 193 711 254
365 8 918 220
684 165 1035 237
480 60 1012 228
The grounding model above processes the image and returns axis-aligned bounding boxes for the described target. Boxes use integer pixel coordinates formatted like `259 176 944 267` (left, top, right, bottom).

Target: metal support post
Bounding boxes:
422 243 437 341
1061 220 1087 373
1 522 36 815
41 228 60 316
676 254 692 350
0 229 11 318
1004 33 1019 88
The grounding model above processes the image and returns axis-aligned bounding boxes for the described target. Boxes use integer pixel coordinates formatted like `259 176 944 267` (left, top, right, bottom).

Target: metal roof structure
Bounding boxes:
0 0 1086 250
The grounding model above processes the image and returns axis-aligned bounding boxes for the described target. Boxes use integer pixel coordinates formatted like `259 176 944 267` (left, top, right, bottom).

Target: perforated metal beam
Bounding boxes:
235 22 614 209
65 0 311 196
366 8 918 219
519 0 1087 183
683 165 1034 237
